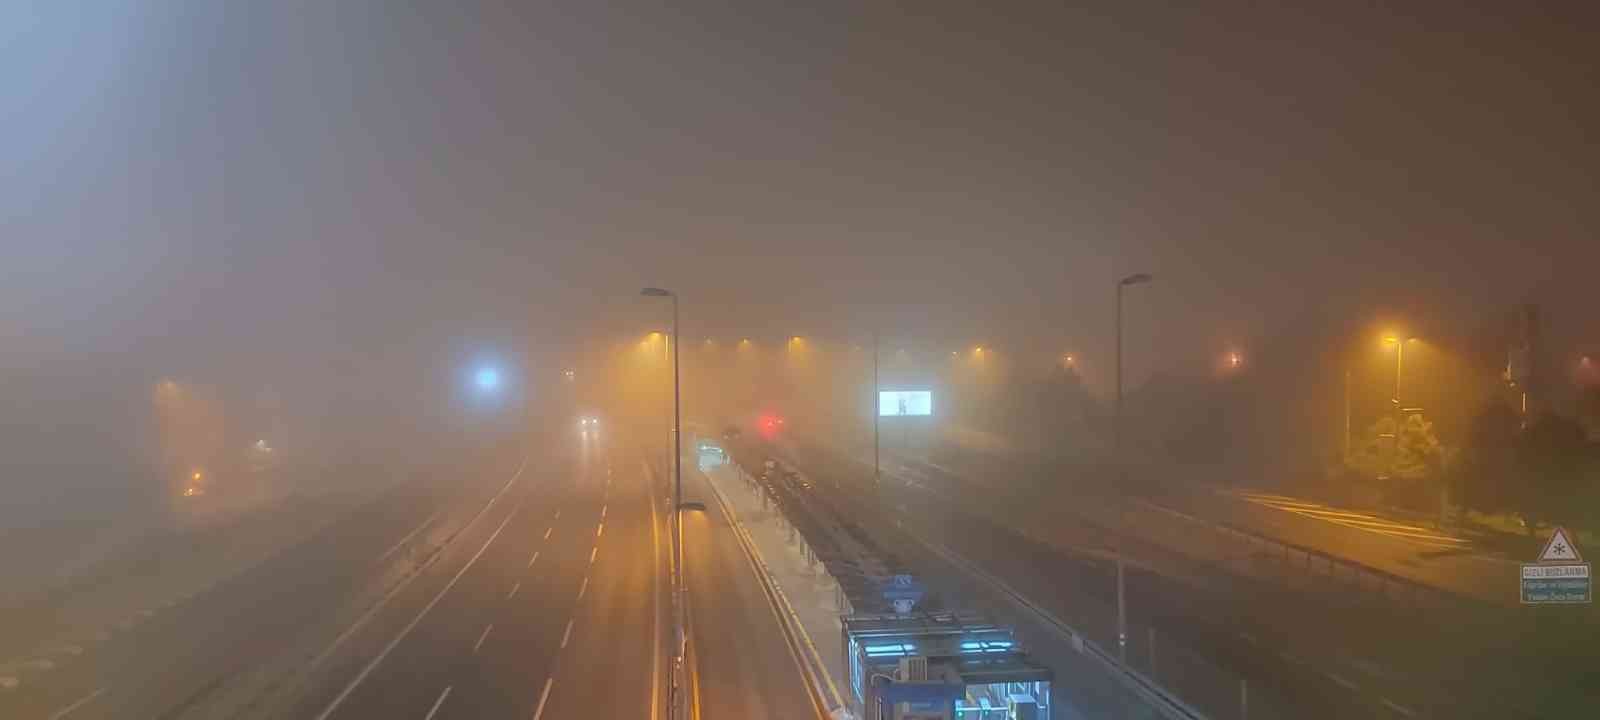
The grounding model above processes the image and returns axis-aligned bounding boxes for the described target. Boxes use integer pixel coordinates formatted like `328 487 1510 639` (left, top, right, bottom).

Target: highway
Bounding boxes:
296 428 663 720
789 433 1600 719
680 465 824 719
1 426 680 720
0 419 833 720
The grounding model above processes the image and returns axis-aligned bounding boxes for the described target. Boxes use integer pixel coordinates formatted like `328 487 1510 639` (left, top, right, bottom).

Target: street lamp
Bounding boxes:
873 331 881 484
1114 271 1151 661
641 286 681 712
1382 335 1418 480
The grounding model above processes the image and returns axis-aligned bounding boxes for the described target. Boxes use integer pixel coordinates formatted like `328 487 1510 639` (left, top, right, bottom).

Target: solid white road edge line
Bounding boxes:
307 457 528 671
315 503 523 720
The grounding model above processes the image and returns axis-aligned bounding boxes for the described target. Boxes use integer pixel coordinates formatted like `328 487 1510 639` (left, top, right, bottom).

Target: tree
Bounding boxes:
1459 401 1521 515
1346 413 1445 482
1513 414 1591 528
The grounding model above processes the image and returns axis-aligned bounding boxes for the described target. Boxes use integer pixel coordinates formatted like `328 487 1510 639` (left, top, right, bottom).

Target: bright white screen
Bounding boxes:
879 390 932 417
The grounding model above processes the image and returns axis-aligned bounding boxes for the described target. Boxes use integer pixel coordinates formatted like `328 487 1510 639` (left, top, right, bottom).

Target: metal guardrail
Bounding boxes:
1134 499 1495 611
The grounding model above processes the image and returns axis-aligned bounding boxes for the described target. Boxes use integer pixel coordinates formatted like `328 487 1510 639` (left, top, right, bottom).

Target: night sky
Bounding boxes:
6 1 1597 393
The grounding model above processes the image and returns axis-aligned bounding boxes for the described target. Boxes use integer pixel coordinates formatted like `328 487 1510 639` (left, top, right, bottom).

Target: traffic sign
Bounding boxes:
1521 564 1591 604
1536 527 1582 563
1522 527 1591 605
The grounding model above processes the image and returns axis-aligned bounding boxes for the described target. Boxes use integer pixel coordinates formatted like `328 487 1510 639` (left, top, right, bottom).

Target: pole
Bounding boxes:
671 294 682 596
1111 272 1150 663
1390 340 1403 479
1343 369 1351 461
1114 280 1127 661
873 331 881 484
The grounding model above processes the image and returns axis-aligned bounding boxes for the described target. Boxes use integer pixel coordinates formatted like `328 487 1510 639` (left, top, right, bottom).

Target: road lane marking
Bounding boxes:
507 582 521 600
544 527 553 540
423 686 452 720
308 458 528 672
601 504 607 519
474 624 493 653
704 463 845 715
555 509 562 519
531 678 553 720
649 470 662 720
46 688 104 720
375 506 443 565
1382 698 1417 717
527 550 540 568
590 546 598 564
596 522 604 538
1325 671 1359 690
315 503 523 720
577 576 588 600
561 618 574 648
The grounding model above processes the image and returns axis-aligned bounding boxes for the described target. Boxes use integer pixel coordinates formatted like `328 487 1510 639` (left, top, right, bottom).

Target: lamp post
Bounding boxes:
641 287 681 718
1382 335 1416 479
873 331 881 484
1114 272 1151 661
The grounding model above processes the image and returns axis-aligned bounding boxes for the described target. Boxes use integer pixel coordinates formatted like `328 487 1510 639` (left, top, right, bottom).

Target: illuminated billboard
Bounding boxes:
879 390 933 417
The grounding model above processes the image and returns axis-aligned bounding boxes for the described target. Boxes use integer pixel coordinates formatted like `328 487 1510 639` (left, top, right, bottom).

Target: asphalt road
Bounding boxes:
2 428 673 720
680 467 823 720
0 445 519 720
803 436 1600 719
4 421 832 720
297 428 664 720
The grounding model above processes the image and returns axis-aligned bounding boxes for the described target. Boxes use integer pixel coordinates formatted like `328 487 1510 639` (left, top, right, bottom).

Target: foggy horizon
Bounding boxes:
4 3 1599 719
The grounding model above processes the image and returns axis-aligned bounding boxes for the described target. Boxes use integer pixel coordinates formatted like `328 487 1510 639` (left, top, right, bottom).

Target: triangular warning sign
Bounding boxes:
1537 527 1583 563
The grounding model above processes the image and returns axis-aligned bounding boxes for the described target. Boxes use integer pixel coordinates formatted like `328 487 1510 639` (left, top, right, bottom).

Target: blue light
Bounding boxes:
864 643 917 657
474 367 501 391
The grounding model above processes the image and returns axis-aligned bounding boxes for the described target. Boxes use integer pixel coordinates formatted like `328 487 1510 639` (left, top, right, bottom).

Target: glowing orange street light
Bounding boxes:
1227 352 1242 368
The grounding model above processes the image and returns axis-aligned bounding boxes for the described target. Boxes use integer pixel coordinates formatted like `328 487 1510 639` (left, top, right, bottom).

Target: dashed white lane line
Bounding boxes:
555 509 562 520
527 551 540 568
423 686 452 720
507 582 521 600
473 624 493 654
561 618 575 649
589 546 598 564
46 687 104 720
596 523 604 538
544 527 553 540
577 576 588 601
1325 671 1359 690
375 506 443 565
531 677 554 720
1382 698 1416 717
308 458 527 672
315 504 523 720
601 504 607 519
